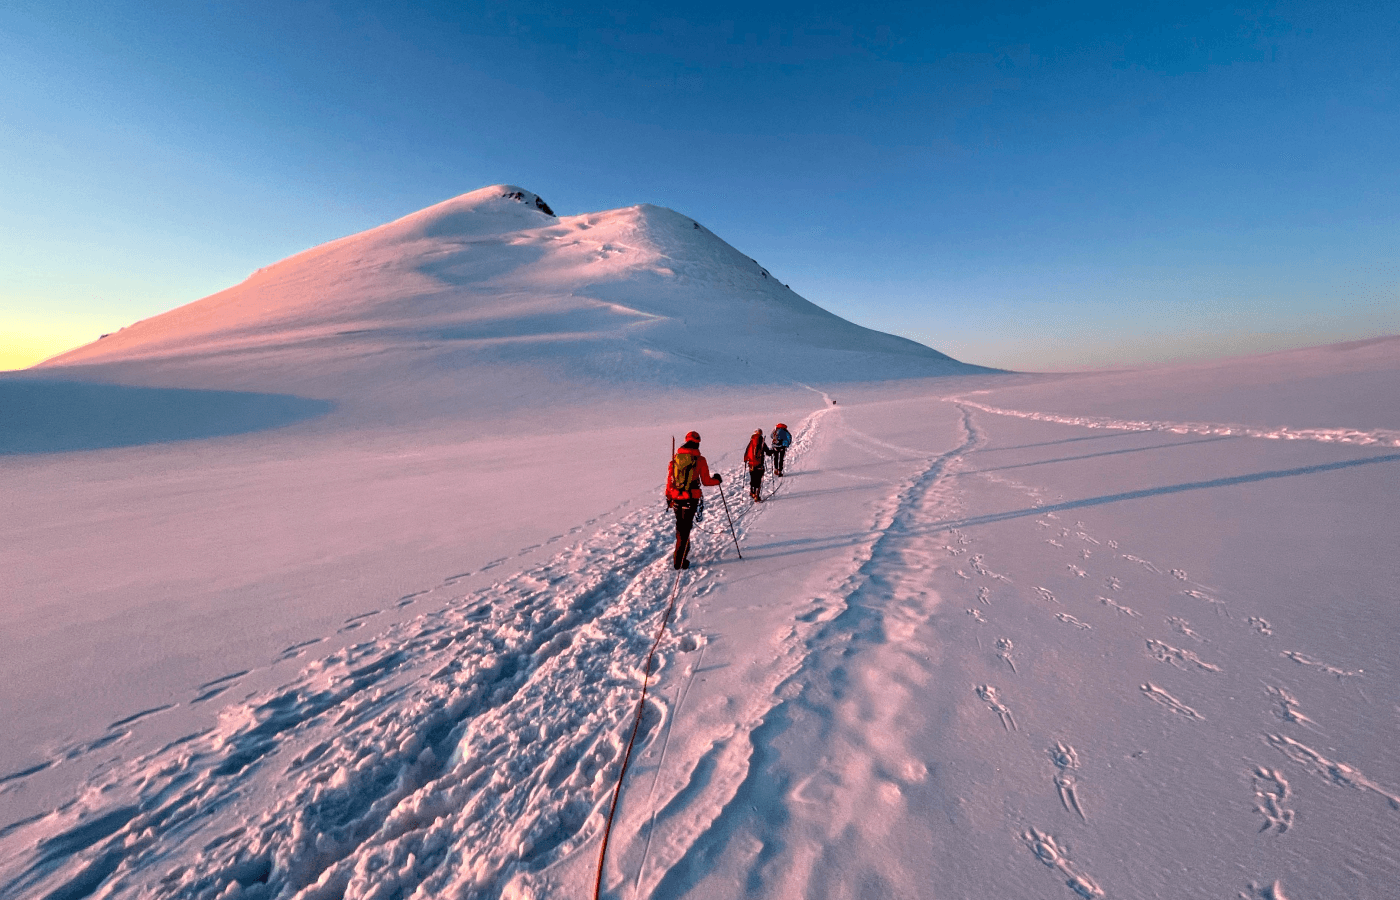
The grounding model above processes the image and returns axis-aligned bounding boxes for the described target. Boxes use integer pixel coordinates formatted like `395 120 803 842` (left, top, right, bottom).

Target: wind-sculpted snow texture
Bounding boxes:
601 354 1394 898
0 431 800 900
4 184 983 859
4 353 1400 898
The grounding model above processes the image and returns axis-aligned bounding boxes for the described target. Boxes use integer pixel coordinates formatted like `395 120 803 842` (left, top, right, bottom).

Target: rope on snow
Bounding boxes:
592 569 685 899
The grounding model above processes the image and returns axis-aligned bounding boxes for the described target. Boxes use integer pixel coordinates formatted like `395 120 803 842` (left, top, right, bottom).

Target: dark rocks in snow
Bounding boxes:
500 190 556 216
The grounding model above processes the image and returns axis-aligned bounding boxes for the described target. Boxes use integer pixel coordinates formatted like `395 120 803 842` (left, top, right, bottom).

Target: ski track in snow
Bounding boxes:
0 418 826 900
955 399 1400 448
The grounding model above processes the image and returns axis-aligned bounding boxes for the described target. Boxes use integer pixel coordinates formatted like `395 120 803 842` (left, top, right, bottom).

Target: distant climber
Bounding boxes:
744 429 773 502
770 423 792 476
665 431 722 569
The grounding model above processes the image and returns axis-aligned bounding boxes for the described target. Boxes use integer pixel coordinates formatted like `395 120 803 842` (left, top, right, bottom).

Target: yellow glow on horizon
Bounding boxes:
0 326 101 371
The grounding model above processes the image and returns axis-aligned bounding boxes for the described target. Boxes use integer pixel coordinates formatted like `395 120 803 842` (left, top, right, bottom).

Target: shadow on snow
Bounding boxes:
741 451 1400 561
0 379 333 454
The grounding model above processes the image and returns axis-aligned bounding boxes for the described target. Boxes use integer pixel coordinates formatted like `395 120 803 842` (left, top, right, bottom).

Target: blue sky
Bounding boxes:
2 0 1396 370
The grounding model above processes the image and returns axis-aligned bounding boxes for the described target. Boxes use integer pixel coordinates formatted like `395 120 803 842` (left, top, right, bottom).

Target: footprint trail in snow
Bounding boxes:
0 424 803 900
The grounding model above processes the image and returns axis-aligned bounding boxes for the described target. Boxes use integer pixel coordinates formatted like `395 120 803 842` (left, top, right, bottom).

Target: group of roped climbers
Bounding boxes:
664 423 793 570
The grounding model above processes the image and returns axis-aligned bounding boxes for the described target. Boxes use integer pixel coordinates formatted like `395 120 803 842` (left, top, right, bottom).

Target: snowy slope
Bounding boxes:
39 186 977 421
1 185 984 878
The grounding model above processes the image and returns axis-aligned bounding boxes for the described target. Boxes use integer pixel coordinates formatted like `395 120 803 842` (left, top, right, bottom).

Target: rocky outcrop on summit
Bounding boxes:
501 189 555 216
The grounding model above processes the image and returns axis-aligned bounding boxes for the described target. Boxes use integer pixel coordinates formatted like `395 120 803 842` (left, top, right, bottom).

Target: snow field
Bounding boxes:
590 396 978 899
0 413 827 900
0 389 821 816
955 398 1400 448
882 401 1400 899
573 370 1399 899
3 361 1398 899
4 184 1396 899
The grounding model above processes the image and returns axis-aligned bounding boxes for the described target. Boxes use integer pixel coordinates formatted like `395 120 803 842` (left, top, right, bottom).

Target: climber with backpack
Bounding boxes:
744 429 773 502
770 423 792 476
665 431 723 569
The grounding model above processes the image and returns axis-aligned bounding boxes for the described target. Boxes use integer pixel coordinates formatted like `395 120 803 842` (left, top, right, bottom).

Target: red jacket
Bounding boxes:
744 433 771 470
666 444 721 501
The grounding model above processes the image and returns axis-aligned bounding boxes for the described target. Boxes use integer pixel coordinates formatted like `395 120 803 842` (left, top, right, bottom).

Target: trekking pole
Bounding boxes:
716 477 743 559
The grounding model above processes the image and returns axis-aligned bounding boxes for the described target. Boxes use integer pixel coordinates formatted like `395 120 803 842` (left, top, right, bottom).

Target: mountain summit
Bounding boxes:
43 186 983 412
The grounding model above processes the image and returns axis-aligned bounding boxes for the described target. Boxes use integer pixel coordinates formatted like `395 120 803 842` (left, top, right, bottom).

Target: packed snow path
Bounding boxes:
3 387 1398 899
0 411 834 900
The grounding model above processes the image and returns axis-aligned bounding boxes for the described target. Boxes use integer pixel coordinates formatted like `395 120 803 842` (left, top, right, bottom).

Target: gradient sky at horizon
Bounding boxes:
2 0 1397 372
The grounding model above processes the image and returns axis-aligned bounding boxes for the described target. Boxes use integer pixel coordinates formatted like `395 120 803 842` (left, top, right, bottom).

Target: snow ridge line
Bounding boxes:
650 404 980 897
0 468 748 900
956 399 1400 448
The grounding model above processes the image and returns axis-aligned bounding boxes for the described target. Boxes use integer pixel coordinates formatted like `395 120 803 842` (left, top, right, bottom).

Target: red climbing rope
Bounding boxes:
593 570 684 900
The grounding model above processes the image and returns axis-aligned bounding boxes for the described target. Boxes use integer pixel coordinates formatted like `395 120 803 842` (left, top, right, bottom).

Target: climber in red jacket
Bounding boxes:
744 429 773 502
665 431 722 569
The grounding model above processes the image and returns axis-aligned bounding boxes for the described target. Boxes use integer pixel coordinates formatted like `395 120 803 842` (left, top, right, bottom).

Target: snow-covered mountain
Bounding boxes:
42 186 980 417
10 186 1396 900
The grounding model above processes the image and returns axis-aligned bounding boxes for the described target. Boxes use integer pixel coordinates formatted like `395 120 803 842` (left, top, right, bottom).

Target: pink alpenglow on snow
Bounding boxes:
2 187 1398 900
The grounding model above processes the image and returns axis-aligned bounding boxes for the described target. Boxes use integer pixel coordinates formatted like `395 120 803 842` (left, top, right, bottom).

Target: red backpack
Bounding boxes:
744 433 764 467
